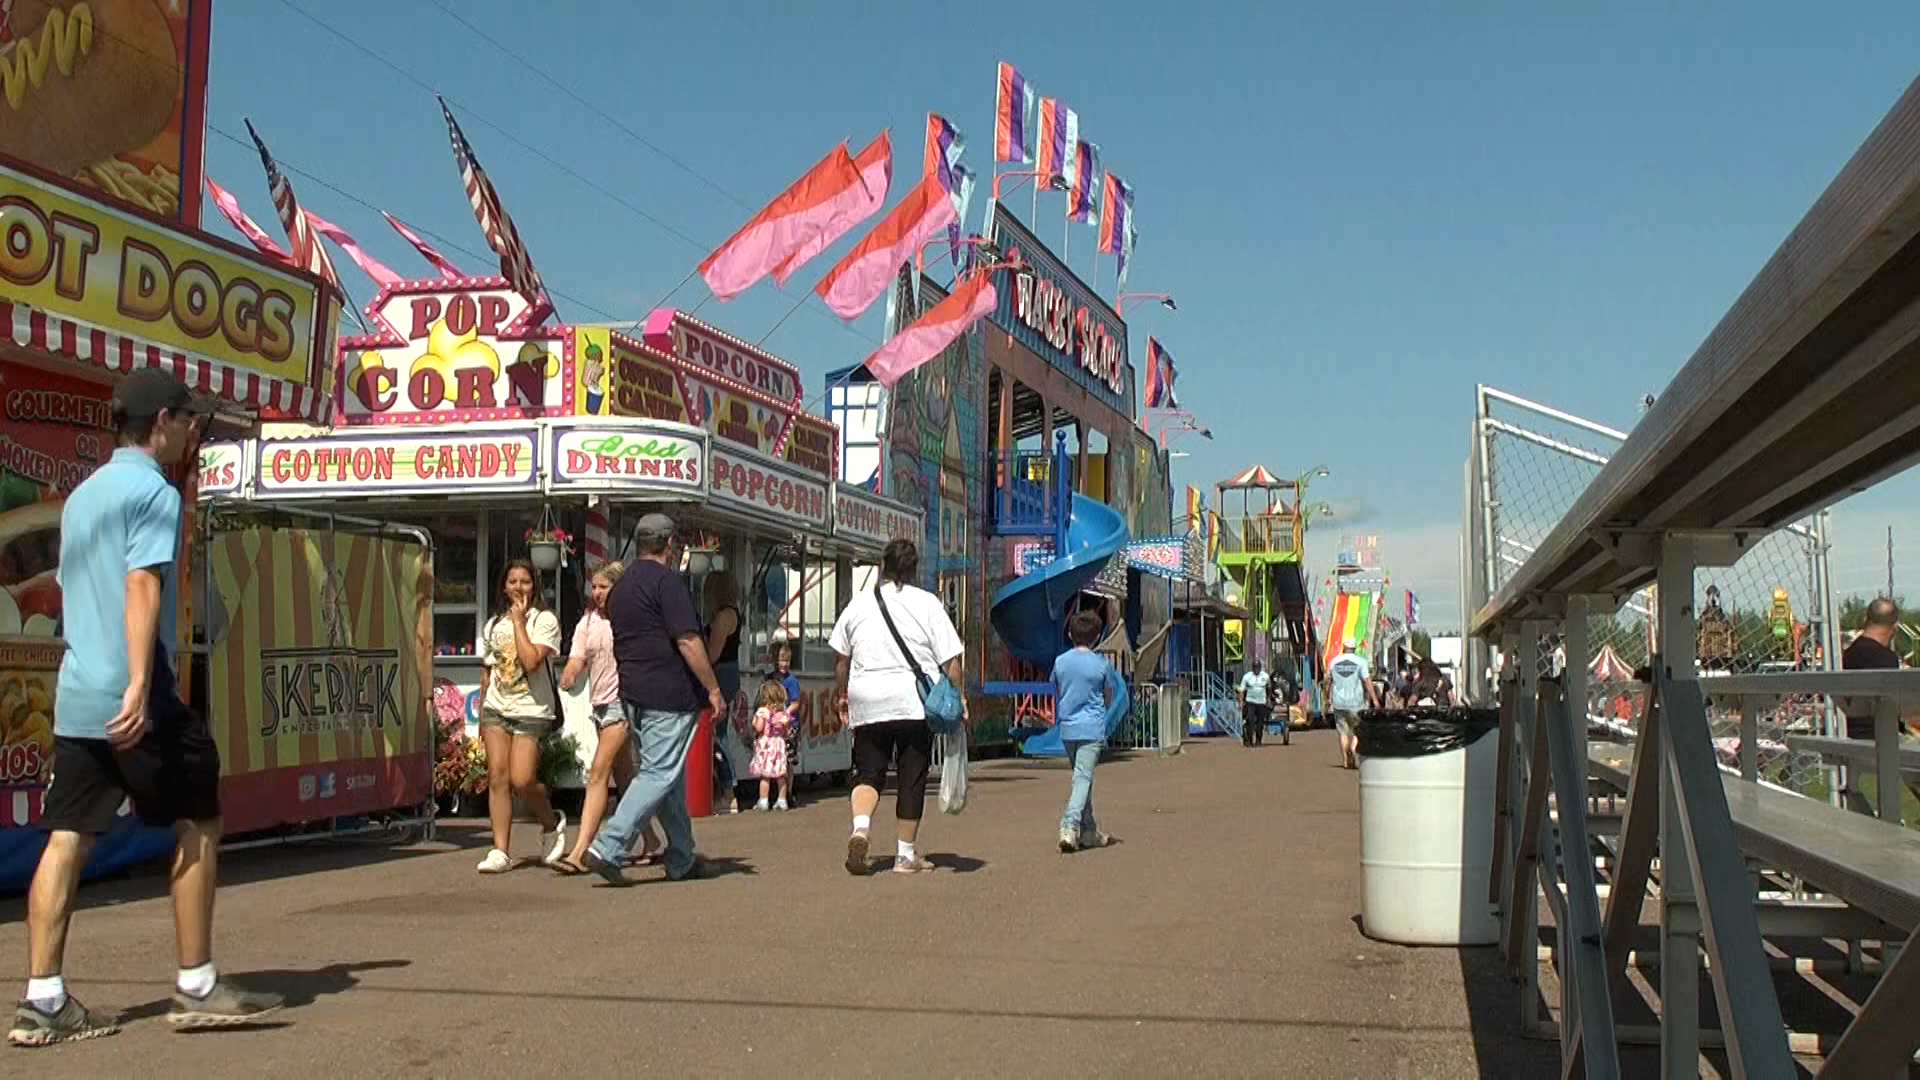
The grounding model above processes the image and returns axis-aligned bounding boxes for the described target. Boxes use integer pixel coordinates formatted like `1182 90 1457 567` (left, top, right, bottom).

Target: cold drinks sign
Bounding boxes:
988 206 1130 414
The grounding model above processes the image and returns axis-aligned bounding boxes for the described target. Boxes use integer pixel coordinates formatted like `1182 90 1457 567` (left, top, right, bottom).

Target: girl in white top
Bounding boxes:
829 539 964 876
556 562 660 872
475 559 566 874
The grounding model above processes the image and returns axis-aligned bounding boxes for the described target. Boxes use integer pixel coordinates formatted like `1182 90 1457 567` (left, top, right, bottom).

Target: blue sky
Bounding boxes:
204 2 1920 626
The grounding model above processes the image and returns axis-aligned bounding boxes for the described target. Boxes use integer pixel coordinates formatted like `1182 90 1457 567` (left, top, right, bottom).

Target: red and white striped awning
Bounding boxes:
3 300 327 424
1222 463 1282 489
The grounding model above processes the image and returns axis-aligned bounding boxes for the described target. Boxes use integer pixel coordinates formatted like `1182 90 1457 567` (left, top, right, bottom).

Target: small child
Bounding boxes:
749 680 794 811
1050 609 1120 853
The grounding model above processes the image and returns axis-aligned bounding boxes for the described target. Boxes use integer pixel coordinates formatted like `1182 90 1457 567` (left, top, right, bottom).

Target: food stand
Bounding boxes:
222 277 922 794
0 155 344 889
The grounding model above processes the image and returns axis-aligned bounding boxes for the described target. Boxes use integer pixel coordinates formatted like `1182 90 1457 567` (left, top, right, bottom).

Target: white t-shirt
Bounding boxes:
1239 670 1271 705
1327 651 1371 712
829 583 964 727
481 609 563 719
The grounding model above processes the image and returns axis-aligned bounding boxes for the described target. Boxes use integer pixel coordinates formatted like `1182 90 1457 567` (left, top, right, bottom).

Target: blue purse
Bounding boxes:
875 587 965 735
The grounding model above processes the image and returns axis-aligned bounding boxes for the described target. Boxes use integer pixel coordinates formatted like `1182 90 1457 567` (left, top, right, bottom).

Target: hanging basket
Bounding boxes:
528 539 564 571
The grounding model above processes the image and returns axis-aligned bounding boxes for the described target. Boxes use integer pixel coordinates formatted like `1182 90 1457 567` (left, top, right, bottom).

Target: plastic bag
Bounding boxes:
1355 708 1499 758
939 727 968 814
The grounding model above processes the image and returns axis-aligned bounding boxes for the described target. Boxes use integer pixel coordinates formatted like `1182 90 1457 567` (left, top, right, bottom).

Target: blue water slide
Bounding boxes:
989 493 1131 665
1016 674 1131 757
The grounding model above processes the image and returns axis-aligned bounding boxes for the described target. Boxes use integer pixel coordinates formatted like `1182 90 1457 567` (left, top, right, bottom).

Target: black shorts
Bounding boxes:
850 719 932 821
42 660 222 835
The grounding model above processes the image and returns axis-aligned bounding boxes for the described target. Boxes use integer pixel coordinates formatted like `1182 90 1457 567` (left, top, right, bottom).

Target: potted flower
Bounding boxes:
433 712 488 816
526 525 571 571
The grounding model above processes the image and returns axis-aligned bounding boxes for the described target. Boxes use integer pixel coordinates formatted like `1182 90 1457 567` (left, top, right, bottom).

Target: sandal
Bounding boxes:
550 857 587 876
623 850 662 868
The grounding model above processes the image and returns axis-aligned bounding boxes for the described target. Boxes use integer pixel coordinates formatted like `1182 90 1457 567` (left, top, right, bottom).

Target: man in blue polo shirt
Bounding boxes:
12 370 279 1048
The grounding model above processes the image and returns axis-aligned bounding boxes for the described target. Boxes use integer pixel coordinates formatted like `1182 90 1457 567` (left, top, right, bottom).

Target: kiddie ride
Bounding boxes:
988 433 1133 756
1213 464 1317 735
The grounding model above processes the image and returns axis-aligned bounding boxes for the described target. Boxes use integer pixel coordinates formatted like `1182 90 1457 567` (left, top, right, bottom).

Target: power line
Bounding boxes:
424 0 753 213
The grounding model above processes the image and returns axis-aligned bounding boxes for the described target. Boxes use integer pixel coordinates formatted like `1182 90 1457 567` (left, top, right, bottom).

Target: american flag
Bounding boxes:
439 97 546 311
244 119 339 289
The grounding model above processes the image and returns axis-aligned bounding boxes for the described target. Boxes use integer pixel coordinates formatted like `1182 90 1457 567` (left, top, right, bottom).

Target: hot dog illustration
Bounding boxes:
0 0 179 183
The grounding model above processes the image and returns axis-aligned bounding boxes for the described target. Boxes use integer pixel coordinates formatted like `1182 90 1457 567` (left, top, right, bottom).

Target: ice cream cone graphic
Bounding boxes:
583 342 606 414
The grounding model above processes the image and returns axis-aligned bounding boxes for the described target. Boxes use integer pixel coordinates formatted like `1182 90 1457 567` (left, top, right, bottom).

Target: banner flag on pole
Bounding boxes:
697 140 868 300
861 271 996 386
1035 98 1079 187
204 176 288 261
244 119 339 290
304 209 401 288
994 62 1036 164
381 212 467 280
1098 172 1133 254
814 173 957 320
1066 140 1101 223
772 130 893 285
438 97 547 312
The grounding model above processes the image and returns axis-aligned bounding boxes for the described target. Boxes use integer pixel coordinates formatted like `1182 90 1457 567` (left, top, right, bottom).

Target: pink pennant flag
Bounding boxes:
863 271 996 386
381 211 466 280
303 209 402 287
772 130 891 286
204 176 288 261
699 142 868 300
814 172 958 320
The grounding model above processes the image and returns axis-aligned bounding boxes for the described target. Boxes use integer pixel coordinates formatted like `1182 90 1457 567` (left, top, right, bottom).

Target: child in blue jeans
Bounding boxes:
1051 610 1121 853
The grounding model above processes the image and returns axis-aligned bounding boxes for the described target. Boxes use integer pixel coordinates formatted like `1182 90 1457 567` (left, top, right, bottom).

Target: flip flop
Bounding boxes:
624 850 662 868
550 857 587 876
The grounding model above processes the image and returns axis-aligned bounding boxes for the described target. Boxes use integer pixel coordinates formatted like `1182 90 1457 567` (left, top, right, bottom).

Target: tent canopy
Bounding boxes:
1589 644 1636 683
1221 463 1286 489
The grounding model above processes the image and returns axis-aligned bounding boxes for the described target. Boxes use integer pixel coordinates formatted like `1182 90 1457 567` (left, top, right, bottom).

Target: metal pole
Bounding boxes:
1654 538 1700 1080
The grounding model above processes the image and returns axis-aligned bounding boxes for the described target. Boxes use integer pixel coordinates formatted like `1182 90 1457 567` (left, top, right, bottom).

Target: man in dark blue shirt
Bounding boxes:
582 513 725 885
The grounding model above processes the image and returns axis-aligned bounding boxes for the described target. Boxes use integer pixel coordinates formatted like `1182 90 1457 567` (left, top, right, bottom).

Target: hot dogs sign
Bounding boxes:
339 281 569 425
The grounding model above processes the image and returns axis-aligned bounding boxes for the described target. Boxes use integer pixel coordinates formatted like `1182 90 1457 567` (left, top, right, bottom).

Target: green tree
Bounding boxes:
1838 593 1907 633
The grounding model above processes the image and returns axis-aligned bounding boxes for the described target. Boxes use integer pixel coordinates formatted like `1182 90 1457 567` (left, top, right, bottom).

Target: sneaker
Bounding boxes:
541 812 568 866
727 799 739 815
580 849 631 887
892 855 934 874
1079 831 1116 850
774 798 789 811
666 856 712 882
168 981 283 1030
476 848 511 874
1058 829 1079 854
8 995 119 1047
753 799 769 811
845 831 871 876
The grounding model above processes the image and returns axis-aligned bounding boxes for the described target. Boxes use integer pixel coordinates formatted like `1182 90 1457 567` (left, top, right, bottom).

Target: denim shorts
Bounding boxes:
480 710 557 739
591 702 628 731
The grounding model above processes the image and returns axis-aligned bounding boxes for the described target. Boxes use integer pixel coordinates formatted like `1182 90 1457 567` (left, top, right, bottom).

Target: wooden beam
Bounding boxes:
1818 923 1920 1075
1603 687 1663 995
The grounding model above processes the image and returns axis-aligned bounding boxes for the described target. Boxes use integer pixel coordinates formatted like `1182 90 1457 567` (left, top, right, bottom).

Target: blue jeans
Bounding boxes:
591 706 698 877
1060 739 1102 838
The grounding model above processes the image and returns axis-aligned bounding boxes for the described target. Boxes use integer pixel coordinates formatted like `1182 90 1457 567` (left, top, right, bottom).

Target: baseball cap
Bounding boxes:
634 512 676 541
111 368 214 421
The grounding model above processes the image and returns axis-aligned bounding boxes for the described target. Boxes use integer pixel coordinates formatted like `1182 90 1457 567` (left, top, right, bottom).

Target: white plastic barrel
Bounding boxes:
1358 723 1500 945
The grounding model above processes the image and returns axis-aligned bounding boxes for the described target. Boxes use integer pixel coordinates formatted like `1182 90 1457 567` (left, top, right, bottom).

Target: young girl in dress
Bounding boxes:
749 680 794 811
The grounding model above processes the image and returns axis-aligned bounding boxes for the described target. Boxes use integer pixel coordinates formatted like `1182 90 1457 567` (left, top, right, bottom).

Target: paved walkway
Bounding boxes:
0 733 1554 1077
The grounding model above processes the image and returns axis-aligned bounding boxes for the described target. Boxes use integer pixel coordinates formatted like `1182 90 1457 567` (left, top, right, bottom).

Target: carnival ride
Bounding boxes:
1320 590 1382 670
988 492 1130 664
1212 464 1306 633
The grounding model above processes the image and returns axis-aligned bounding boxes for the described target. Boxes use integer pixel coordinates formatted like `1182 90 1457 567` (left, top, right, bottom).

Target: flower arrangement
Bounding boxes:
433 712 487 797
525 526 572 546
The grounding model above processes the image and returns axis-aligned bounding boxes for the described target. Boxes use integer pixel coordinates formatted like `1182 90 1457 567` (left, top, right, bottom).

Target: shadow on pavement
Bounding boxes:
114 959 413 1025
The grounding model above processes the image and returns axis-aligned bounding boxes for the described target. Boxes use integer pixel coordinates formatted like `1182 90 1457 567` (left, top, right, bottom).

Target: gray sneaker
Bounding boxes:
580 849 632 887
168 981 284 1030
8 995 119 1047
1058 829 1079 854
845 831 871 876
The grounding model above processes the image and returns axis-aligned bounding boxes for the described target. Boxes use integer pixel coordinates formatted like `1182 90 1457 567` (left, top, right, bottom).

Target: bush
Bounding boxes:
538 732 581 790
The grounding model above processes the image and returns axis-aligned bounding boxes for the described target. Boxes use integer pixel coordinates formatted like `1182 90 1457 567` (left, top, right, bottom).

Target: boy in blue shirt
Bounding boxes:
1050 610 1121 853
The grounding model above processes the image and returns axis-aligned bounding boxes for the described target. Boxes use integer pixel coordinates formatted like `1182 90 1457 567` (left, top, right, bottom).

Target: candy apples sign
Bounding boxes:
339 282 568 425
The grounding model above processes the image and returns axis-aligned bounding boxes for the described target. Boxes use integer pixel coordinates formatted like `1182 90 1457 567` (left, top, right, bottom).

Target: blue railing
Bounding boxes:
993 431 1073 539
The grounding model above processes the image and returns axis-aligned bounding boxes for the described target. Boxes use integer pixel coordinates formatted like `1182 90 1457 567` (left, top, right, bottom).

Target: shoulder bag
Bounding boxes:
874 586 965 735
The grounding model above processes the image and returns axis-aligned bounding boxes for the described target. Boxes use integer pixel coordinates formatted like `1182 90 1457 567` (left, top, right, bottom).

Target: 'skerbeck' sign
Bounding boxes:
988 205 1131 416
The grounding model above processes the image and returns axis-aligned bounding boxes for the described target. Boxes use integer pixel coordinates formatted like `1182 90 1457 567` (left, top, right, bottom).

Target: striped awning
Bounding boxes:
4 301 327 424
1222 463 1281 489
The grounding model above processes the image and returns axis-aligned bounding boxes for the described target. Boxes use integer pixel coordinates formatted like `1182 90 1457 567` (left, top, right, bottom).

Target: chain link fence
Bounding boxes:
1464 387 1839 799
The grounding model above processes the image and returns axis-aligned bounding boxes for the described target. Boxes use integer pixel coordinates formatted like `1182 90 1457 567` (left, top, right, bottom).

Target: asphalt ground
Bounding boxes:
0 733 1575 1078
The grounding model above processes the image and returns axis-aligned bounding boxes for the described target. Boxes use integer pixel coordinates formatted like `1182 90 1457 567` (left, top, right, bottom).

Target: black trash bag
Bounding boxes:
1356 708 1499 758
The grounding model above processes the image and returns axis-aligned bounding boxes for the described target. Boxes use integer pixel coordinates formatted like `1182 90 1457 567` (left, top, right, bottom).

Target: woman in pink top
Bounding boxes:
556 562 659 872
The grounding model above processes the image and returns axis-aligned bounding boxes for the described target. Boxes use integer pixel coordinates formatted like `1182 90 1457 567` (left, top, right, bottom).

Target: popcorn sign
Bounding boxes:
708 445 828 529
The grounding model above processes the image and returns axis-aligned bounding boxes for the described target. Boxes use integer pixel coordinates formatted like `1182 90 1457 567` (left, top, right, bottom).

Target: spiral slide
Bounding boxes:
1017 673 1130 757
989 494 1131 665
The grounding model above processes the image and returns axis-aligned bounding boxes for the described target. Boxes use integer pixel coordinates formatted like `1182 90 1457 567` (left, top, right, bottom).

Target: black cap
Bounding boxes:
111 368 214 421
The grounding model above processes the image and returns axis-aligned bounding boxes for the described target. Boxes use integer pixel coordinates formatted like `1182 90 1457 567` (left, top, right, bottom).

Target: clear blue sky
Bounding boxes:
204 2 1920 625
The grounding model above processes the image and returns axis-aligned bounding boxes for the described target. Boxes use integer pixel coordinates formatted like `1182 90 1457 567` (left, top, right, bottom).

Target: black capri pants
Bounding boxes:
850 718 933 821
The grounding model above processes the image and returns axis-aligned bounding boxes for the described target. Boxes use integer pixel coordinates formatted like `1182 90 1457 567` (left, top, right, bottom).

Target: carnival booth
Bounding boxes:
0 147 350 888
226 278 920 798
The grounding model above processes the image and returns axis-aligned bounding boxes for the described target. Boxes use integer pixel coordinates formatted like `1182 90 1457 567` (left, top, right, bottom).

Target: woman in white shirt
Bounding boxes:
829 539 964 876
475 559 567 874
